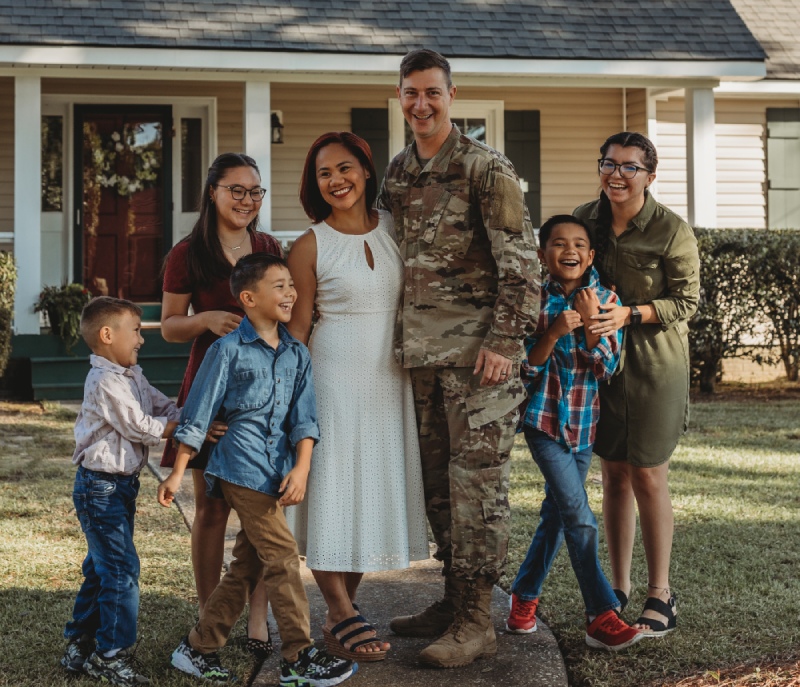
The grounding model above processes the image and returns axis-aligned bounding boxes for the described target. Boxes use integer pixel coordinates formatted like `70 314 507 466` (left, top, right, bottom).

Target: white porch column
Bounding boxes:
14 76 42 334
244 81 272 232
685 87 717 228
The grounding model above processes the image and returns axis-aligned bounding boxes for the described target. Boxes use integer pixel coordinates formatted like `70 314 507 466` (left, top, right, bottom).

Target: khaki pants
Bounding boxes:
189 481 311 661
410 367 524 583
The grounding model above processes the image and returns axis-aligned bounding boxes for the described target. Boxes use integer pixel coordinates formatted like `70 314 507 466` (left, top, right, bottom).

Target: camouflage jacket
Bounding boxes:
377 125 540 368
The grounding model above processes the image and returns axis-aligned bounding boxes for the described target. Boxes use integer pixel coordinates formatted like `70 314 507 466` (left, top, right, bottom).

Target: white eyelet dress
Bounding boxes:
286 210 429 572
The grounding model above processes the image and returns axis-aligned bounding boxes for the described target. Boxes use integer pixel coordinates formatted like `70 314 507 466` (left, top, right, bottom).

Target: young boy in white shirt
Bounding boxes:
61 296 182 686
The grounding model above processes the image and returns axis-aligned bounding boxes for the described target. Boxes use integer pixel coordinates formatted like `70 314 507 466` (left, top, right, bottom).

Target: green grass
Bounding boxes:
503 398 800 686
2 398 799 686
0 402 256 687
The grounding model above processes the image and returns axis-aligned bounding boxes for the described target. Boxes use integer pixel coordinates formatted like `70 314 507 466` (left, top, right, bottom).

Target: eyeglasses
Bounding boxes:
597 159 651 179
216 184 267 201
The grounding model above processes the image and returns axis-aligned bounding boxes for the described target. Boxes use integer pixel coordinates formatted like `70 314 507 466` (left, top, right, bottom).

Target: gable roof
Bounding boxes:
0 0 765 63
729 0 800 79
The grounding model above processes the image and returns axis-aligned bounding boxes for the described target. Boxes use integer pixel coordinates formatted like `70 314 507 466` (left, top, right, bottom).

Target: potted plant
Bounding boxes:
34 282 92 352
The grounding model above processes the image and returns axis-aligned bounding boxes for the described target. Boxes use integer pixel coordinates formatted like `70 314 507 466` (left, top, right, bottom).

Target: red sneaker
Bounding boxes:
506 593 539 634
585 610 643 651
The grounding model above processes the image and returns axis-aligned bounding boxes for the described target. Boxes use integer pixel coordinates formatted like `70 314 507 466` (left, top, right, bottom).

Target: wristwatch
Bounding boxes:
629 305 642 326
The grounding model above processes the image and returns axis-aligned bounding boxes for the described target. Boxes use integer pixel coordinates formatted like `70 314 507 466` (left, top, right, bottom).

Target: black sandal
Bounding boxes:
613 589 629 613
246 636 273 661
635 592 677 637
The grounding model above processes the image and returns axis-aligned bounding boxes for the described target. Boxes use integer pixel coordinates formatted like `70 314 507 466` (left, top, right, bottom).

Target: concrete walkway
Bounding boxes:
147 450 569 687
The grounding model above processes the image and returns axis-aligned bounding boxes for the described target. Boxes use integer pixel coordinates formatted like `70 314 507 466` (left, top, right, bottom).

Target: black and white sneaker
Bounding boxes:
83 648 150 685
280 645 356 687
170 636 232 682
60 635 94 674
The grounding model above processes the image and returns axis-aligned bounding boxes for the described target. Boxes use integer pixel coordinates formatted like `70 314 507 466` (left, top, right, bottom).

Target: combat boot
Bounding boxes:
389 576 467 637
419 579 496 668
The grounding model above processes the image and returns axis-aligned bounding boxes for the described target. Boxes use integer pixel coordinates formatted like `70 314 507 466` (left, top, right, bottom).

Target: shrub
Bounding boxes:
689 229 761 393
0 252 15 376
746 229 800 381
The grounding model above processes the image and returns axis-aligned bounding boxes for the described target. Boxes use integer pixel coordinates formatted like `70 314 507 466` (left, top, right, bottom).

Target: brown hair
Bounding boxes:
230 253 289 302
80 296 143 347
599 132 658 172
163 152 262 287
399 49 452 88
299 132 377 224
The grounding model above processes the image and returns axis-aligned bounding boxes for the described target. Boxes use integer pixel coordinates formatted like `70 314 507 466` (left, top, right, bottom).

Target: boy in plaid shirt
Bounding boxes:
505 215 642 652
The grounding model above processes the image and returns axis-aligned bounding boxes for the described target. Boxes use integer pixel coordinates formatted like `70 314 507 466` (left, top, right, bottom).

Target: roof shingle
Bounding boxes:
0 0 765 62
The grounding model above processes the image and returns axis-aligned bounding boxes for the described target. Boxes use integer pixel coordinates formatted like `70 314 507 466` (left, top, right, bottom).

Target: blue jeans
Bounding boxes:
64 466 141 653
511 428 618 616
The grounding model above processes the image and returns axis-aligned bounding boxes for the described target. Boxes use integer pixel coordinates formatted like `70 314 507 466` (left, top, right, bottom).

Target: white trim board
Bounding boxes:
0 45 766 81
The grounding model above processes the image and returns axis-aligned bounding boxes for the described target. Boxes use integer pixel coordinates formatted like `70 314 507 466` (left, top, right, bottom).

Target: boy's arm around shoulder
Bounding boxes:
577 288 623 381
172 341 231 452
92 370 171 446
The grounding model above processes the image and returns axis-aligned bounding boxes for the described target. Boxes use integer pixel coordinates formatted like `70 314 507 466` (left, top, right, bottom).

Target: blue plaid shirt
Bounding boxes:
521 266 622 452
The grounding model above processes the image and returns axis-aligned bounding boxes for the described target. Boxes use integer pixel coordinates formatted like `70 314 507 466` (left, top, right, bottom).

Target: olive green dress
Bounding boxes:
574 193 700 467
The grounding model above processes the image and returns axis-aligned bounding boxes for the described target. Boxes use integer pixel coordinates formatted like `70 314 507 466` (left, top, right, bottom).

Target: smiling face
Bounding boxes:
539 222 595 294
599 144 656 210
210 165 263 233
397 67 456 153
315 143 370 217
106 311 144 368
244 264 297 325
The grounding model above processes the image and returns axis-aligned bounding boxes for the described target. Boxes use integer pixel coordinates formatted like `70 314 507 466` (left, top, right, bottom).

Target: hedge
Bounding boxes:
690 227 800 392
0 252 16 377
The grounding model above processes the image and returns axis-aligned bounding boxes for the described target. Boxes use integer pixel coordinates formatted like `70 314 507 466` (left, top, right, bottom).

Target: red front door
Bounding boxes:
76 106 172 302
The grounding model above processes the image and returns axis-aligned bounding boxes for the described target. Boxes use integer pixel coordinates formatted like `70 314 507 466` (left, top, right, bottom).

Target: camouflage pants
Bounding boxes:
410 367 524 584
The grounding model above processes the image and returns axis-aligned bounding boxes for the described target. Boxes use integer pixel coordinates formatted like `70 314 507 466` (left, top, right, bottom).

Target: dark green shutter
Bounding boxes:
351 108 390 187
767 108 800 229
504 110 541 227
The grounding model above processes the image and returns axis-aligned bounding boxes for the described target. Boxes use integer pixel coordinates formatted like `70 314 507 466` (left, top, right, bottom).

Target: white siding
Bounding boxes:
271 84 625 230
626 88 648 135
657 95 800 228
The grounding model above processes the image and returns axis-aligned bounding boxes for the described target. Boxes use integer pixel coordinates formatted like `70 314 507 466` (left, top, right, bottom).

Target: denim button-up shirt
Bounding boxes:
174 318 320 498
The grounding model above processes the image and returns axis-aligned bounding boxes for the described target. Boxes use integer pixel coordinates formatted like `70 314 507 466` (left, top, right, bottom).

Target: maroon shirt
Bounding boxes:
160 231 283 468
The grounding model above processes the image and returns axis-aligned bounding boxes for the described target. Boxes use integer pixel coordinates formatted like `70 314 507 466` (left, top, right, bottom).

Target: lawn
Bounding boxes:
502 394 800 686
0 396 798 686
0 402 254 687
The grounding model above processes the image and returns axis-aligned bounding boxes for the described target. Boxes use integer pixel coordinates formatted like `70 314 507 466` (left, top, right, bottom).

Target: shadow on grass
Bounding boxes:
533 516 800 687
0 588 251 687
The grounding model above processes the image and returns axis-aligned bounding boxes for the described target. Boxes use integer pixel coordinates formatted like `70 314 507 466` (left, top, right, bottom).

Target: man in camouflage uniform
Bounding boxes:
377 48 540 667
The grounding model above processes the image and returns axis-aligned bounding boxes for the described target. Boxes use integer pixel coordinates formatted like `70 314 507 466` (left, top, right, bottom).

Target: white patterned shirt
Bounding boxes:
72 354 181 475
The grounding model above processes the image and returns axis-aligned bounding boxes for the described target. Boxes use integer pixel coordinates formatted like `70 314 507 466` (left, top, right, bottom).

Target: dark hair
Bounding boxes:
80 296 143 347
399 49 452 88
599 131 658 172
594 133 657 288
299 132 378 224
165 153 262 287
538 214 593 249
230 253 289 301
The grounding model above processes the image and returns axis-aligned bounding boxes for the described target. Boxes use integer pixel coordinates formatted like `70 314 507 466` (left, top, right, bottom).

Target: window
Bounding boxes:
389 100 504 157
41 115 64 212
181 118 203 212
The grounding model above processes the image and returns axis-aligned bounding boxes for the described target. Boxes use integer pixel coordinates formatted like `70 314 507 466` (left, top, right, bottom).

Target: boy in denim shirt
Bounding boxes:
62 296 181 685
158 253 355 686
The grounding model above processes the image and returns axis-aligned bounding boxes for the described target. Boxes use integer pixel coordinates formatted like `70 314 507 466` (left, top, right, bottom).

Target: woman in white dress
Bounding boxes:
286 132 429 661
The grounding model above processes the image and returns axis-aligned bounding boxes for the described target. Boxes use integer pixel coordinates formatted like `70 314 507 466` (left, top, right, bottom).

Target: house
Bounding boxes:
0 0 781 397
